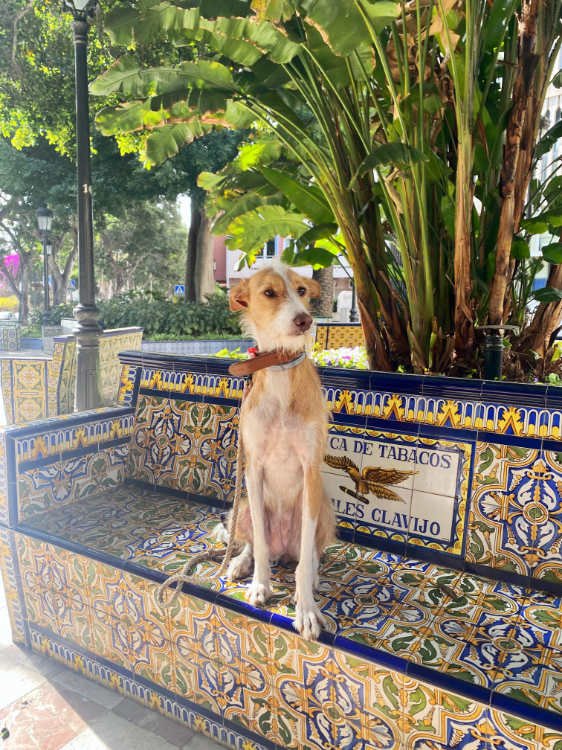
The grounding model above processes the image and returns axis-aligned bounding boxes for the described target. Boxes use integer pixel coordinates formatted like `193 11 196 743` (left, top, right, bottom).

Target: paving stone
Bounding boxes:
51 667 122 709
0 645 63 711
60 712 182 750
183 735 227 750
113 699 193 747
0 681 87 750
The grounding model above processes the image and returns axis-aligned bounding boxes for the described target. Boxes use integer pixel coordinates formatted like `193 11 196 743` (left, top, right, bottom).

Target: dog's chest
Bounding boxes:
242 372 312 460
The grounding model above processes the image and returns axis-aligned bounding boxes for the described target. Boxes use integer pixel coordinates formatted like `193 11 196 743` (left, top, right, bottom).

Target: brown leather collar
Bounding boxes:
228 350 306 377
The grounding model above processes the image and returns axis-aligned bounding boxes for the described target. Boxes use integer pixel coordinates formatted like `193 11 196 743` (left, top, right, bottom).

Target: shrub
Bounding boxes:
37 294 241 339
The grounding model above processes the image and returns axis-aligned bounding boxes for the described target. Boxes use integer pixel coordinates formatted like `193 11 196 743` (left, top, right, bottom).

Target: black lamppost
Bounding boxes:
62 0 101 410
36 206 53 315
349 279 358 323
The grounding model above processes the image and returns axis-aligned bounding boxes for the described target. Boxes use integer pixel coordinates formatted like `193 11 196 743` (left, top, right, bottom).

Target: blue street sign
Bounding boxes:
174 284 185 296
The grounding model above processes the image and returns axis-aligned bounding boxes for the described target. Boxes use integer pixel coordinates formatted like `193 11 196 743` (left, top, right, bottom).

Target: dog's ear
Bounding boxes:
306 278 322 299
229 279 249 311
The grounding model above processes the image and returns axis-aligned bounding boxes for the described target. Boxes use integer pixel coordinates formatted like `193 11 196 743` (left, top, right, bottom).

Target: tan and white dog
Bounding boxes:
227 262 335 639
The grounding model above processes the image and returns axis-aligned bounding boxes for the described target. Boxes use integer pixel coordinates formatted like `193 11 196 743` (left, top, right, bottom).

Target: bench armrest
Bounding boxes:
1 406 134 527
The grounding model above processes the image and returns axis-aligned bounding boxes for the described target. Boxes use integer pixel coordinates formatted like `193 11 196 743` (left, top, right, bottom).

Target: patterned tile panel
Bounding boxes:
27 628 272 750
17 445 128 521
466 442 562 582
324 423 472 555
128 394 239 502
7 360 49 424
117 363 138 406
0 329 141 425
0 322 21 351
322 385 560 440
99 329 143 405
139 367 245 402
314 323 365 349
0 526 27 645
10 409 134 464
16 490 562 723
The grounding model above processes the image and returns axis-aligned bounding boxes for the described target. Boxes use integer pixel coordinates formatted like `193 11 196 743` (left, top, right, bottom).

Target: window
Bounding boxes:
264 238 276 258
257 238 276 259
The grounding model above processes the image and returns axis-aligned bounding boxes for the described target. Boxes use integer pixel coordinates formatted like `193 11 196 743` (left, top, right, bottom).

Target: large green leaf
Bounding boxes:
511 236 530 260
91 58 235 98
298 0 399 56
251 0 297 22
96 101 168 135
260 167 334 224
234 139 283 170
213 189 280 234
534 286 562 303
542 243 562 265
282 244 339 267
226 205 309 255
145 122 209 165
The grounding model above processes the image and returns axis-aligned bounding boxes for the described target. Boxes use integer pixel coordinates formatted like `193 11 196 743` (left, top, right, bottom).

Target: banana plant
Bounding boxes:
92 0 562 374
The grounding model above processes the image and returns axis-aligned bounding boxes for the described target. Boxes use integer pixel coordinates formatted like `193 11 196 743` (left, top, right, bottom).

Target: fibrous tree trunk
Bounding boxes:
517 262 562 357
488 0 540 326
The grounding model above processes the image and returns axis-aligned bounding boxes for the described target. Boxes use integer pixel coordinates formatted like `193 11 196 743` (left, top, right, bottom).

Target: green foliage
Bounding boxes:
89 0 562 376
98 292 240 337
40 293 241 338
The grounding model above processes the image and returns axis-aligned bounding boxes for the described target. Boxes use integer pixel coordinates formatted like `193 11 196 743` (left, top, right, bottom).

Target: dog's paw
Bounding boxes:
246 580 272 607
293 602 326 640
227 552 252 580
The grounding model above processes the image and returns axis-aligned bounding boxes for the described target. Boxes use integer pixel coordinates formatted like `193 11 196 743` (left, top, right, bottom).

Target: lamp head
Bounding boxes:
36 206 53 234
62 0 98 20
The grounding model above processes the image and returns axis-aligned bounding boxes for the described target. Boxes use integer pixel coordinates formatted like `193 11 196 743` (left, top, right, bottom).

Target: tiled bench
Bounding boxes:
0 327 143 424
314 322 364 349
2 351 562 749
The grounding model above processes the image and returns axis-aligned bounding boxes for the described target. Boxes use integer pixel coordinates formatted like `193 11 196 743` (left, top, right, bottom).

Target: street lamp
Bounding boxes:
36 206 53 314
62 0 101 410
349 279 358 323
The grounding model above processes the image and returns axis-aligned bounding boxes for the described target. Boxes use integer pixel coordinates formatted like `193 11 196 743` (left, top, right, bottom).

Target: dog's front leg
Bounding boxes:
294 466 326 639
245 463 272 606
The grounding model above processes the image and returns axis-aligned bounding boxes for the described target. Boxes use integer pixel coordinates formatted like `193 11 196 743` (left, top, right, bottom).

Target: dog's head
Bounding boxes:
229 262 321 351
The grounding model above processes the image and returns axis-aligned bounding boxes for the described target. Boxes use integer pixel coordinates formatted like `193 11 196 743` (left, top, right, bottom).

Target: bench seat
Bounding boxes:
16 484 562 740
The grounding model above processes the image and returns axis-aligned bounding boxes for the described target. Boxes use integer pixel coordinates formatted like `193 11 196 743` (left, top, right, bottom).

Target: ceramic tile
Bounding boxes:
466 442 544 577
489 706 562 749
273 637 399 749
400 679 495 750
127 395 239 503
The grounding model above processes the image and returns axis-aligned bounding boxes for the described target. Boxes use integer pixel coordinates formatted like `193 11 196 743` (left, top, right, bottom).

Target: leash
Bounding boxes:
156 384 249 605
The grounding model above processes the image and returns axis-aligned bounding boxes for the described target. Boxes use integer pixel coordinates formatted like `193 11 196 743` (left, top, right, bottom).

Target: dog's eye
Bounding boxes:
263 288 276 298
297 286 307 297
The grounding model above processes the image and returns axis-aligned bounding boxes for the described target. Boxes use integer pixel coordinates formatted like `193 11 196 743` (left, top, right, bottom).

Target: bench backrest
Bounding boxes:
119 351 562 594
314 322 364 349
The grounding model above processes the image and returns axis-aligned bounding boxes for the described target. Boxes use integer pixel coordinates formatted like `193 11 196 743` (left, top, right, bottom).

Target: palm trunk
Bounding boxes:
185 201 200 302
488 0 539 326
311 267 334 318
453 137 475 361
194 210 215 302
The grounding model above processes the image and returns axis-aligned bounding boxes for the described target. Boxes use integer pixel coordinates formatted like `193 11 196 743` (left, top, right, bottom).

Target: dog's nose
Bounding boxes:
293 312 312 332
